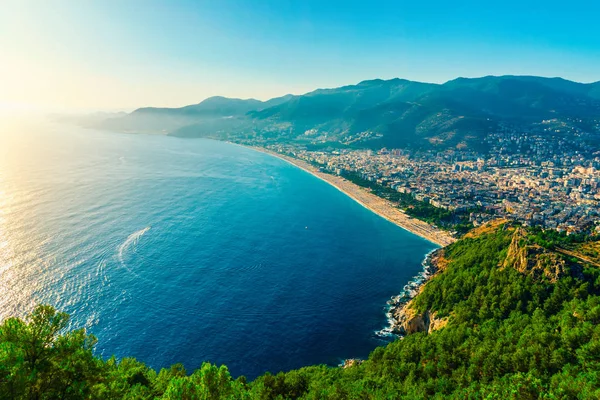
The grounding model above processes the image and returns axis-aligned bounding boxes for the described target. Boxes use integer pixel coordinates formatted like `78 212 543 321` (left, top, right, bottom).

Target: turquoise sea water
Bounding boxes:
0 122 436 379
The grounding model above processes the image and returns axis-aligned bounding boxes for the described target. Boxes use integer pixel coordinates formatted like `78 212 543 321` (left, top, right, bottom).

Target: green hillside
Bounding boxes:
244 76 599 150
3 223 600 399
93 75 600 152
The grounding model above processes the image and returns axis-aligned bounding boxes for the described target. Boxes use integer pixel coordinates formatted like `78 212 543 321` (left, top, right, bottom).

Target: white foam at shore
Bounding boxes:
375 249 438 338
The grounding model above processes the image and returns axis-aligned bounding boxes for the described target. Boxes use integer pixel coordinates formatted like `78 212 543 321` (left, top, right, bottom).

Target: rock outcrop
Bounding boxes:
502 228 567 283
341 359 364 368
388 249 449 336
392 301 448 335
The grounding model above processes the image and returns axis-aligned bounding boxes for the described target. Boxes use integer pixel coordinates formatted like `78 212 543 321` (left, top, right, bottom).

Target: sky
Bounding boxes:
1 0 599 111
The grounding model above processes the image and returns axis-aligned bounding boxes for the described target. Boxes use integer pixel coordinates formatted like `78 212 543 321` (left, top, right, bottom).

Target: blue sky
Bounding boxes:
1 0 599 110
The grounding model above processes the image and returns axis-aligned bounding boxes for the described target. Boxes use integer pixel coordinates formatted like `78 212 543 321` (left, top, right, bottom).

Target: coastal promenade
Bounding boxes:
250 147 456 247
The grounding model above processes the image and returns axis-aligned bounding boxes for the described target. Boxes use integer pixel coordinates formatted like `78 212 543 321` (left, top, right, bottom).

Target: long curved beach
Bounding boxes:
248 146 456 247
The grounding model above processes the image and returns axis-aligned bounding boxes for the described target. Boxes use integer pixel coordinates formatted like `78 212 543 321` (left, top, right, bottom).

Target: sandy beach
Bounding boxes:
249 146 456 247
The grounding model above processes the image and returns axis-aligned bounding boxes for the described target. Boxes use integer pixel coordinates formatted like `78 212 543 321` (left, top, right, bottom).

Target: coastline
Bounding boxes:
245 145 456 247
235 142 453 340
376 248 442 337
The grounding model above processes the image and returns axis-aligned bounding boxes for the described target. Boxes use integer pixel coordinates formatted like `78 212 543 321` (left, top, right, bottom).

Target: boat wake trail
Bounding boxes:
117 227 151 277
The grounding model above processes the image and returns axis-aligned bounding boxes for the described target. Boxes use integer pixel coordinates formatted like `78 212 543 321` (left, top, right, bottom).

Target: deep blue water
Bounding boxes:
0 122 436 379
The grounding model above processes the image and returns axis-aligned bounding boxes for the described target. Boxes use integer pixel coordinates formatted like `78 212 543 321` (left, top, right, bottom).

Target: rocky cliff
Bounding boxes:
390 249 449 335
502 228 567 282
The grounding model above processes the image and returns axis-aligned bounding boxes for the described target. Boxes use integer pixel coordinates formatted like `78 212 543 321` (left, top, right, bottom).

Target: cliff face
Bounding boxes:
393 304 448 335
390 224 576 337
391 224 573 337
391 249 449 336
502 228 567 282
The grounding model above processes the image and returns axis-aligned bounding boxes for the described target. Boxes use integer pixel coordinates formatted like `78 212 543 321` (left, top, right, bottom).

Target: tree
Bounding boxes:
0 305 101 400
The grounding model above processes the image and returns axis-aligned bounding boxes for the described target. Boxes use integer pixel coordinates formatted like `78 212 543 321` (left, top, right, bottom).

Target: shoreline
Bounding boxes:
234 142 452 340
376 249 440 337
244 145 456 247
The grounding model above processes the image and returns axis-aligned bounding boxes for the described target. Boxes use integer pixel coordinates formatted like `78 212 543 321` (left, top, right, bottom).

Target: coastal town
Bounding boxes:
239 119 600 238
250 146 456 246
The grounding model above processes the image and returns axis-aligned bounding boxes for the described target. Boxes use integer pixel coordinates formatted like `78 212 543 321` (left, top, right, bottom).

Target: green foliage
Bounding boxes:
526 226 591 249
162 363 248 400
0 305 102 400
2 227 600 398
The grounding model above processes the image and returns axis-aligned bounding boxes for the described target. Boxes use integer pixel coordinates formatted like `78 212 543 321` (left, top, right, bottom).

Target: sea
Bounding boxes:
0 119 436 379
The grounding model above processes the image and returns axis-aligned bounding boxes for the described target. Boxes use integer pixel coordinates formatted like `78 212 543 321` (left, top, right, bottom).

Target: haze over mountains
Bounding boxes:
94 76 600 152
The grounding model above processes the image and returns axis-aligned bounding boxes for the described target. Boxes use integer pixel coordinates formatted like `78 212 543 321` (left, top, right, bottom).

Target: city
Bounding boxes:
240 119 600 237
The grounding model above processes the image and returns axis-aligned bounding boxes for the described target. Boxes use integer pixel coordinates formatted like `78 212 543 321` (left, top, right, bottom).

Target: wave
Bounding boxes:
375 249 438 338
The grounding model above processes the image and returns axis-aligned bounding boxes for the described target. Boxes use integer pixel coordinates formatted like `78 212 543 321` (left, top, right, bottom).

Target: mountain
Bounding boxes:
96 95 294 134
243 75 600 150
438 76 600 118
94 76 600 151
4 222 600 398
135 96 264 117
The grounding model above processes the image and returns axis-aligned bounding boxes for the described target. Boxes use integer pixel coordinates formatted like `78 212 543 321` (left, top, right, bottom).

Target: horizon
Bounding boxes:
2 2 600 396
7 73 600 116
2 0 600 112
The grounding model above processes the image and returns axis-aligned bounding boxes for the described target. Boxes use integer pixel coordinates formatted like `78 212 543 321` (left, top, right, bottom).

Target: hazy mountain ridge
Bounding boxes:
94 76 600 151
95 94 295 134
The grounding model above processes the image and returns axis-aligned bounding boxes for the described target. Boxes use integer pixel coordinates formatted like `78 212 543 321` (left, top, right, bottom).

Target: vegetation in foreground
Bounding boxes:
2 223 600 399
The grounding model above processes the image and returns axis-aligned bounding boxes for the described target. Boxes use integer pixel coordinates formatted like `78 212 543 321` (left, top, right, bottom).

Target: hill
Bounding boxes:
93 75 600 152
95 95 294 134
243 75 600 151
2 222 600 398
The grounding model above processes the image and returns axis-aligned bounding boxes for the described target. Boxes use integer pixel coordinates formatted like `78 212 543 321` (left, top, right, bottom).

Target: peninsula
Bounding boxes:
248 145 456 247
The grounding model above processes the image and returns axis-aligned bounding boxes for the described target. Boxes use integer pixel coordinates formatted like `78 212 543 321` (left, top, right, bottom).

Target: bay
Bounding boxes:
0 122 436 379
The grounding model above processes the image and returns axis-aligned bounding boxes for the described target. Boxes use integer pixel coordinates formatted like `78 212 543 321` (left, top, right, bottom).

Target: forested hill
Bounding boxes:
92 76 600 152
2 222 600 399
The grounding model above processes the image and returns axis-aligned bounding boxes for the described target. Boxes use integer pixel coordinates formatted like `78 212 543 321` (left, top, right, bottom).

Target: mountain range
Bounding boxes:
94 76 600 151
